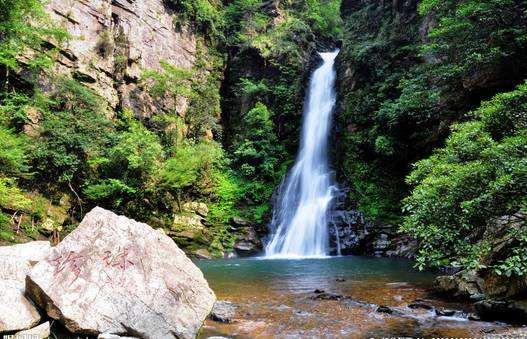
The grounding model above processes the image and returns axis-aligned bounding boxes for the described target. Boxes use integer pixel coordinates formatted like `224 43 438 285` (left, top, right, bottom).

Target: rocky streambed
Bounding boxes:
198 257 527 338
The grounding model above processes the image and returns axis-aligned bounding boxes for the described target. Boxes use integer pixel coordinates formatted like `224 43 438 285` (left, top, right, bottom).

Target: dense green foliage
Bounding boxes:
221 0 342 222
0 0 66 74
402 83 527 273
0 0 236 250
0 0 67 240
0 0 343 255
4 0 524 276
337 0 527 223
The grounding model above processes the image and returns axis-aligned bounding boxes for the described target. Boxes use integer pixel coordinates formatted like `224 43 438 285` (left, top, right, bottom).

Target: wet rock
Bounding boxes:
468 313 482 321
224 251 237 259
276 304 291 311
343 299 376 309
408 300 434 310
26 207 215 338
313 292 344 300
328 209 369 254
474 299 527 323
194 248 212 259
210 301 236 323
230 217 251 228
312 289 345 301
385 235 418 259
435 308 456 317
0 241 51 332
434 270 485 300
233 241 259 256
233 226 262 256
373 233 391 252
376 305 396 314
13 321 51 339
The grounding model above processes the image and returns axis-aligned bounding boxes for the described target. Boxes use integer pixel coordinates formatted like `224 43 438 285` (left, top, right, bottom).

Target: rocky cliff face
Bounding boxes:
329 0 433 258
46 0 196 118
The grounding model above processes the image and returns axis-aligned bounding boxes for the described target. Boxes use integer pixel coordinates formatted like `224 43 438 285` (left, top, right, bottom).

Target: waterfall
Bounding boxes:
265 50 339 258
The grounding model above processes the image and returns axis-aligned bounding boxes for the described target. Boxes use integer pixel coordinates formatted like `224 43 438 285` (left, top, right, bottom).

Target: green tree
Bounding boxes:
0 0 66 83
402 82 527 272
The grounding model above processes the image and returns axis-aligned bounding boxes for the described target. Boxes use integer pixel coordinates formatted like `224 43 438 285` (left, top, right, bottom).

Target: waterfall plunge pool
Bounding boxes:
198 256 516 338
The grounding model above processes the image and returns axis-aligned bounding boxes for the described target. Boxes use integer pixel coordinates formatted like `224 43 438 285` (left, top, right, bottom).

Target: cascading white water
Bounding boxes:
265 49 339 258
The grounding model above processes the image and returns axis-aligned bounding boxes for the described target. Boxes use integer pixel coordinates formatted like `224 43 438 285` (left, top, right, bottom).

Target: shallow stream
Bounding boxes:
198 256 519 338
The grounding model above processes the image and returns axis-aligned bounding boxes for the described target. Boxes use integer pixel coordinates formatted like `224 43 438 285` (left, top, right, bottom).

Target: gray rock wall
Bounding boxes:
46 0 196 117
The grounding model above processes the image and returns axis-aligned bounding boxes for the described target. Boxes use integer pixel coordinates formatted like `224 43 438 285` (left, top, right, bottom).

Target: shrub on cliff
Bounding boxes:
402 82 527 273
336 0 527 223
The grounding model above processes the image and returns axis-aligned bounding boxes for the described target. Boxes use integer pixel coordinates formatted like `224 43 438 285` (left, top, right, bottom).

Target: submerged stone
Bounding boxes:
210 300 237 323
376 305 395 314
408 300 434 310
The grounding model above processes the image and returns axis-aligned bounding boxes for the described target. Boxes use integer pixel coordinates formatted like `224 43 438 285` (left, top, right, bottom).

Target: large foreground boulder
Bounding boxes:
0 241 51 332
26 207 216 338
14 321 51 339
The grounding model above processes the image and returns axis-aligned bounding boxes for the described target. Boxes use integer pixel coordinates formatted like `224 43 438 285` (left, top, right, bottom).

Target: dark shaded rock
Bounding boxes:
233 226 262 256
229 217 251 228
435 308 456 317
376 305 395 314
311 291 344 301
434 270 485 300
210 301 236 323
328 209 370 255
335 278 346 282
233 241 259 256
408 300 434 310
328 206 417 258
468 313 482 321
474 299 527 323
373 233 391 252
385 235 418 259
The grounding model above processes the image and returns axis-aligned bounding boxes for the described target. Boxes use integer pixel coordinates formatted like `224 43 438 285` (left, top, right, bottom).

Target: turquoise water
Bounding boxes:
197 256 436 294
